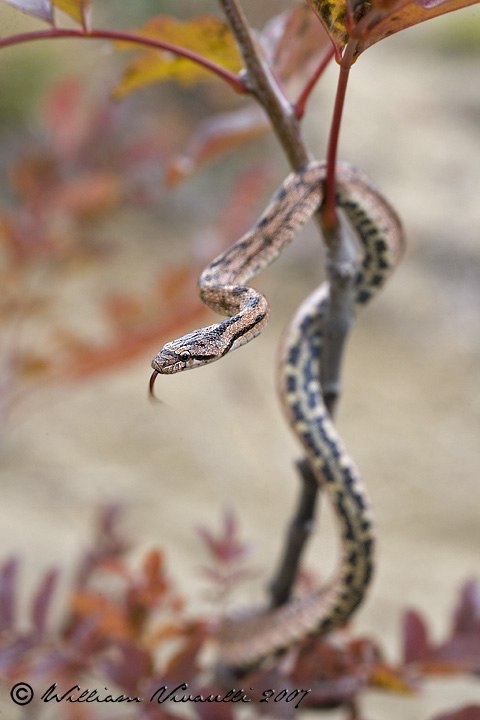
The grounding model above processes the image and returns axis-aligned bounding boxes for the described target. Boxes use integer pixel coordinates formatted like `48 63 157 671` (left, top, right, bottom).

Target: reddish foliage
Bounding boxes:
197 510 258 602
1 3 478 719
1 506 477 719
432 707 480 720
403 580 480 675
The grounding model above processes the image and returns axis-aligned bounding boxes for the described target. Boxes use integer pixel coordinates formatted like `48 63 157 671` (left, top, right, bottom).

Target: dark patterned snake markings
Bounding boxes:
150 160 404 670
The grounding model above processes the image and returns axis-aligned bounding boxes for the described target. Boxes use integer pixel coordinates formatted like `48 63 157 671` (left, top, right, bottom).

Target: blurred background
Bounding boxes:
0 1 479 717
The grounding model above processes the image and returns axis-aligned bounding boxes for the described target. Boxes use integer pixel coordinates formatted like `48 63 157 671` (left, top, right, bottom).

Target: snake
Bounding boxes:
150 160 404 671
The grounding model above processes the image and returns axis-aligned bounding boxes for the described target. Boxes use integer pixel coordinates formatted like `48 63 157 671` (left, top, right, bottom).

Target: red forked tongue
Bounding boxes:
149 370 159 400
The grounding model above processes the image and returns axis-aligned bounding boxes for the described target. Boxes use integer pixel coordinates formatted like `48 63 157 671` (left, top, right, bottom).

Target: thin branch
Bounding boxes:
269 460 319 608
294 44 336 120
319 39 359 415
321 215 359 416
219 0 310 169
0 28 246 93
322 38 356 231
218 0 360 609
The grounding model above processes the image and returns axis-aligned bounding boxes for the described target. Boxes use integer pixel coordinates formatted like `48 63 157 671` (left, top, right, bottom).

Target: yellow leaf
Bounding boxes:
307 0 349 57
370 662 417 693
307 0 480 60
52 0 90 28
114 15 242 98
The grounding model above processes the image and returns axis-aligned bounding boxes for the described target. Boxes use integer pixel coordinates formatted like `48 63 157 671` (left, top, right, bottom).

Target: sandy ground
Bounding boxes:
1 14 480 720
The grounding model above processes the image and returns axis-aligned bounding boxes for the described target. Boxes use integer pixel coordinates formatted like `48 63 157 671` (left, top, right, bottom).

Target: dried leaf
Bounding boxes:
131 549 169 608
114 15 242 98
432 706 480 720
163 622 209 680
369 661 417 693
193 687 236 720
30 569 59 635
160 264 198 303
452 579 480 635
70 592 132 640
216 164 275 243
52 172 122 219
403 580 480 675
356 0 480 56
17 353 53 379
307 0 480 60
264 4 331 83
42 78 93 158
51 0 90 28
306 0 352 56
197 509 251 565
104 293 145 333
149 621 186 645
165 7 331 186
56 266 203 379
403 609 431 663
165 107 270 187
101 640 152 693
2 0 54 23
0 558 18 631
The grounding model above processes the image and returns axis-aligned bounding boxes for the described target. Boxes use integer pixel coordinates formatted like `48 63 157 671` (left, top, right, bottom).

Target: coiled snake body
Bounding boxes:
151 160 403 670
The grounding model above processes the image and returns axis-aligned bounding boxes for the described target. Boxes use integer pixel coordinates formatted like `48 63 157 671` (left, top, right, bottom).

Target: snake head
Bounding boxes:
149 326 224 397
151 344 196 375
149 343 195 399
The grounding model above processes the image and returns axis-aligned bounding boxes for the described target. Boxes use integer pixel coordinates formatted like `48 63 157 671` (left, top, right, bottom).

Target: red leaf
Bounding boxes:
0 558 18 631
452 579 480 635
129 549 170 609
197 509 251 565
101 640 153 695
0 636 36 677
30 568 59 635
165 107 269 187
263 4 331 84
403 609 431 663
164 622 209 681
192 686 236 720
403 580 480 675
432 706 480 720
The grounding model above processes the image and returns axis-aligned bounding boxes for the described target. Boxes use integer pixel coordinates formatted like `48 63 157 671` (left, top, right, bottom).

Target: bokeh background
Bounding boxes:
0 1 479 717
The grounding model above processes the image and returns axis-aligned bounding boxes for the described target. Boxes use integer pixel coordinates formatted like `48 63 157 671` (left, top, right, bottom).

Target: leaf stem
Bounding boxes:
0 27 246 94
294 44 335 120
322 38 356 232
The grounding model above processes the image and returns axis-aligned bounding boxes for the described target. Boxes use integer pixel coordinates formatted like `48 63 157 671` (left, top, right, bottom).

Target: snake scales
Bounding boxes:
150 160 404 670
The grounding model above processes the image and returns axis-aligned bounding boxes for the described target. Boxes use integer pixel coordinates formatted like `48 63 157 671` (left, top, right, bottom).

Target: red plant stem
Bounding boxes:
321 38 357 233
0 28 247 94
294 44 335 120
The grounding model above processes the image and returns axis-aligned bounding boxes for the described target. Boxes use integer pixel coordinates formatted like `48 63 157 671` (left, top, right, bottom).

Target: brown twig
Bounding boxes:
218 0 310 169
269 460 319 608
320 38 359 415
219 0 359 605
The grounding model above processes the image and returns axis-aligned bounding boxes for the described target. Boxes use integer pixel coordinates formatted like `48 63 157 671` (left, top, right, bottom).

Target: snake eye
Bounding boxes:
179 351 191 363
